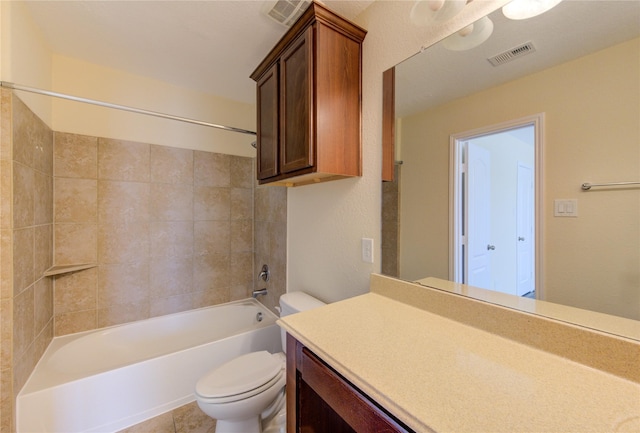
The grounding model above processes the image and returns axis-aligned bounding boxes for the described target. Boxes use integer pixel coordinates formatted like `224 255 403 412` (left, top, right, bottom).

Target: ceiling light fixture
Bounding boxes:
410 0 467 26
441 16 494 51
502 0 563 20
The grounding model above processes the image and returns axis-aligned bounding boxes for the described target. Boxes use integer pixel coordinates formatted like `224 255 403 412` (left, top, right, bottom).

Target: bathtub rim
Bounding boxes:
19 297 279 397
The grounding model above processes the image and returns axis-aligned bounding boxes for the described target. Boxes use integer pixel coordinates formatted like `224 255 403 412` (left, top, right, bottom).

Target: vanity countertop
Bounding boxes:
278 276 640 433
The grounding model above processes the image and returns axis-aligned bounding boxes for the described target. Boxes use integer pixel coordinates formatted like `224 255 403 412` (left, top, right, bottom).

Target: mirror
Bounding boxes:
381 0 639 333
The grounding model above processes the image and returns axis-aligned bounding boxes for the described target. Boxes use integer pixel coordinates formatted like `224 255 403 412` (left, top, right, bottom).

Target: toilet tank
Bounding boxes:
279 292 325 352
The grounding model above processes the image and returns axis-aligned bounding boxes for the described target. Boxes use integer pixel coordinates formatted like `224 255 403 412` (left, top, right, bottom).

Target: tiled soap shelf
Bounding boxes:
44 264 97 277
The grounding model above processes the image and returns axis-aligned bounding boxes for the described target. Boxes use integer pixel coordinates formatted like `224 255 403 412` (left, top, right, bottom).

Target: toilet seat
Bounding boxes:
195 351 284 404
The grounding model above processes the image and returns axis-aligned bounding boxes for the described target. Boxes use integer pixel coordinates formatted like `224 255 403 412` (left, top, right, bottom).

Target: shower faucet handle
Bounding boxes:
258 264 270 282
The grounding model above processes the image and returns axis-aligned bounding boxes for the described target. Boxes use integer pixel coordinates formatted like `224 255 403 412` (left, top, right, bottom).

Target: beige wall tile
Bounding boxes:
0 299 12 369
54 267 97 315
11 97 35 168
230 188 252 221
34 224 52 278
0 160 12 229
150 256 193 298
55 309 96 336
1 230 13 300
194 187 230 221
12 162 34 229
54 132 98 179
98 180 150 223
34 278 53 335
98 222 149 264
97 300 149 328
13 95 52 175
0 366 13 433
34 171 53 225
55 223 97 265
230 252 253 286
98 138 150 182
150 293 192 318
54 178 97 223
150 145 193 184
0 89 12 161
194 221 230 256
230 156 253 189
193 253 230 292
230 282 251 301
231 220 252 254
13 228 34 295
191 287 230 310
150 221 193 259
150 183 193 222
98 261 149 308
194 151 230 187
13 285 34 361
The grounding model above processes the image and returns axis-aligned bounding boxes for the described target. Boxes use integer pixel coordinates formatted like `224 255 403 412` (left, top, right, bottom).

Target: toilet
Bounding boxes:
195 292 325 433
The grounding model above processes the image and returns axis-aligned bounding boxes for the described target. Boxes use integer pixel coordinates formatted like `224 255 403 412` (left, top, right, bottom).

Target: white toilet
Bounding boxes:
195 292 325 433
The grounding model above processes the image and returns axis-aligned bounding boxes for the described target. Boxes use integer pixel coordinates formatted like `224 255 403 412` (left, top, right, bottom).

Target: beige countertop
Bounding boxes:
278 278 640 433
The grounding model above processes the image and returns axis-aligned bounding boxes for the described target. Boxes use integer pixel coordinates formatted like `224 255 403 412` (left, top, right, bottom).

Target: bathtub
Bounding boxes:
17 299 281 433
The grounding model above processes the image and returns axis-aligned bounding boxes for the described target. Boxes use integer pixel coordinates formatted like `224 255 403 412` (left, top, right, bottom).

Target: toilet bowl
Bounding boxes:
195 292 325 433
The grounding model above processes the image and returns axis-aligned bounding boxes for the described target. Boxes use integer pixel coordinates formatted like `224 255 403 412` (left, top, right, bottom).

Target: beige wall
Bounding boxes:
0 1 53 125
51 55 256 157
398 38 640 320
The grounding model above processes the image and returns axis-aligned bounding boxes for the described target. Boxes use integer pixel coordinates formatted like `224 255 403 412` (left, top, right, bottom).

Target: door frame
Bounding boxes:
449 113 544 298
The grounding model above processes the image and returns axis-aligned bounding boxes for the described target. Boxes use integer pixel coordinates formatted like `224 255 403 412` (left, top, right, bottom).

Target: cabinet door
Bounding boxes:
280 26 314 174
256 63 279 180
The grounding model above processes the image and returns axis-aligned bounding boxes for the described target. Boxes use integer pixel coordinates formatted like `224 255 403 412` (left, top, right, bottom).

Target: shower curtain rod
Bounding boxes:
0 81 257 139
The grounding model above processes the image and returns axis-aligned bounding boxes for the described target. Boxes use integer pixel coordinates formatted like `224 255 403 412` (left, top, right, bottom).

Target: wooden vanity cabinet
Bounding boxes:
286 334 413 433
251 2 367 187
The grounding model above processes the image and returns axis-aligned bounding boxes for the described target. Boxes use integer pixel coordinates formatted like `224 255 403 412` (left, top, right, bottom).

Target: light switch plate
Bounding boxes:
554 199 578 217
361 238 374 263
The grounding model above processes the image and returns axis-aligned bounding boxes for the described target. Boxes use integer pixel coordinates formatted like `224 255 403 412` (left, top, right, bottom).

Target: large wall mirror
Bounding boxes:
381 0 639 334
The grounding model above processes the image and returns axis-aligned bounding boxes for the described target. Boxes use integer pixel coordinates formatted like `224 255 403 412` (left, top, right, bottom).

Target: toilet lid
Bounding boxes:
196 351 284 399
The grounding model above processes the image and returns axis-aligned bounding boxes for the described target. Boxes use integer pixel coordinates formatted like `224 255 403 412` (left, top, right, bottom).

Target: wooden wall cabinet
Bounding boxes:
251 2 367 187
286 334 413 433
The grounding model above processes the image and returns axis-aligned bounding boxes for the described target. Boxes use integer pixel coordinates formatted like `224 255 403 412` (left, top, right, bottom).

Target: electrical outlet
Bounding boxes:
362 238 374 263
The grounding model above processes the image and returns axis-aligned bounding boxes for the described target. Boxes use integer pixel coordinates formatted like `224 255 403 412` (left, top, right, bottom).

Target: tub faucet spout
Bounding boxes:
252 288 268 298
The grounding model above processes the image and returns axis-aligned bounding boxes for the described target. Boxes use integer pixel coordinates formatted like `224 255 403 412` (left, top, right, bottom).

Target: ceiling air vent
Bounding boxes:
263 0 311 27
488 42 537 67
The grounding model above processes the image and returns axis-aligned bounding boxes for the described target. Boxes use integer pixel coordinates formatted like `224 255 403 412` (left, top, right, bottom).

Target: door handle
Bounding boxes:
487 244 496 251
518 237 525 241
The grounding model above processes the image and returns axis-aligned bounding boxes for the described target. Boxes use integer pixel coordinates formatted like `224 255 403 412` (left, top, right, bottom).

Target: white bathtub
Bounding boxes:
17 299 282 433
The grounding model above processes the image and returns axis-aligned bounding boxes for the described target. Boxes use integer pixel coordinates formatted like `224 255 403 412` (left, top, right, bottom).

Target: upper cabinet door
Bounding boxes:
250 2 366 187
279 27 314 174
256 63 279 180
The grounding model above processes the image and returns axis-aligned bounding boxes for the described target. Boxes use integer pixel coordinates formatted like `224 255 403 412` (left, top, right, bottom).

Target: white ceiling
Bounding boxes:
395 0 640 117
23 0 374 105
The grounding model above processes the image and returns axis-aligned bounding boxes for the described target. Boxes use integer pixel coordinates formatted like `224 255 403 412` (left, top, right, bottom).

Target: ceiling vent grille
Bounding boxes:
263 0 311 27
488 42 537 67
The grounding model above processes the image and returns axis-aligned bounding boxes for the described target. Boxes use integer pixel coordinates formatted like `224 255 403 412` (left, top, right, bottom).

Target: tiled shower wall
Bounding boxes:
381 165 399 278
52 133 258 334
0 90 55 433
1 92 288 431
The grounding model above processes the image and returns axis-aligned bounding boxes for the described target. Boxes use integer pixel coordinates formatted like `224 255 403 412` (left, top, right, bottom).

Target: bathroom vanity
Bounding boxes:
278 274 640 433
